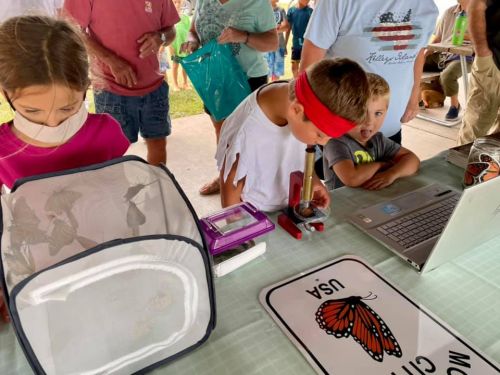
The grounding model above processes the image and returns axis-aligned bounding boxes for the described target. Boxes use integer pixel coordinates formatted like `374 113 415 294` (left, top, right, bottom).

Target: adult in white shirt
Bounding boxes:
0 0 62 21
300 0 438 144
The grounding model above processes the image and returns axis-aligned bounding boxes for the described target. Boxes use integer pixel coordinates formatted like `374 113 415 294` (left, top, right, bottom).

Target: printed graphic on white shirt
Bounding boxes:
366 9 421 52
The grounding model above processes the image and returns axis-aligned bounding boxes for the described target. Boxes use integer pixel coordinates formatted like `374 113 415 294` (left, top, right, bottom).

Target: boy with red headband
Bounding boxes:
215 58 369 212
323 73 420 191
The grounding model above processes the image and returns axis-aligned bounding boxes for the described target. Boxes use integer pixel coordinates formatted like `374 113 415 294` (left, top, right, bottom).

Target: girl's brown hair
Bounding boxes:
0 15 90 96
290 58 370 124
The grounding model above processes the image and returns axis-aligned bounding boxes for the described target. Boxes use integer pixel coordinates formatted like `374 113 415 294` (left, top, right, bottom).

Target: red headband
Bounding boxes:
295 71 356 138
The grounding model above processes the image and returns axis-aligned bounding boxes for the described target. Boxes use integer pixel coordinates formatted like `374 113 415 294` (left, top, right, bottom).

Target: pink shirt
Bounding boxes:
64 0 179 96
0 114 130 189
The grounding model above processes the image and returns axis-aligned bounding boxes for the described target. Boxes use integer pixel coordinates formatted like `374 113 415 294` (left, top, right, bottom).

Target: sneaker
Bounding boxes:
445 105 460 121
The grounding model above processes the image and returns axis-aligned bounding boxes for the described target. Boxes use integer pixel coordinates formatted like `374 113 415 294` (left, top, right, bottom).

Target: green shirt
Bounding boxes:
172 14 191 57
194 0 276 77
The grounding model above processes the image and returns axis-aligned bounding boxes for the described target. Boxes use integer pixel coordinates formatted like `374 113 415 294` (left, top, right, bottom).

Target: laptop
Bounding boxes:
348 177 500 273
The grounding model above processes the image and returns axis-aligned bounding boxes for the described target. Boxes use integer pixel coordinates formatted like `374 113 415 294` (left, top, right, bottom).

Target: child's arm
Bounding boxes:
220 155 245 208
278 10 290 34
332 159 388 188
311 173 330 208
362 147 420 190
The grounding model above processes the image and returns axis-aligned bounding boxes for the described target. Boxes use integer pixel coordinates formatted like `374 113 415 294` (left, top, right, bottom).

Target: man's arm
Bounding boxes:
401 48 426 123
299 39 327 72
218 28 278 52
468 0 490 56
82 34 138 88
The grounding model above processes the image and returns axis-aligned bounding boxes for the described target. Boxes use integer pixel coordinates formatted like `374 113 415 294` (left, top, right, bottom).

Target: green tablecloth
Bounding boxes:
1 154 499 374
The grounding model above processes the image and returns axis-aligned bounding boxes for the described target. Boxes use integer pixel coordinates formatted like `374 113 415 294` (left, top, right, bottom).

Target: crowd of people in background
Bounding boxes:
0 0 499 322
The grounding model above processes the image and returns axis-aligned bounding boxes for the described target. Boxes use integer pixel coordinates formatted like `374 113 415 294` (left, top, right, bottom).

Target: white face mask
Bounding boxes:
12 103 88 145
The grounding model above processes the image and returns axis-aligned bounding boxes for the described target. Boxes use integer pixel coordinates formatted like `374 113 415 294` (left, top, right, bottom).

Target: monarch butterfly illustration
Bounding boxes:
315 294 402 362
463 154 500 187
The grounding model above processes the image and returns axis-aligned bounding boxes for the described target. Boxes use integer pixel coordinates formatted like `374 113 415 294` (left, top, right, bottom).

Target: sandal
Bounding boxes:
199 177 220 195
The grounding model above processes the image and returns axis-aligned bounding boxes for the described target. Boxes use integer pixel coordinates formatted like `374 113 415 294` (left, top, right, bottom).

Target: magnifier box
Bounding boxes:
199 202 275 255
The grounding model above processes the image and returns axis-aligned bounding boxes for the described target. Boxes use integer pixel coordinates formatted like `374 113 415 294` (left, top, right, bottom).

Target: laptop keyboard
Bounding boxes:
376 195 460 249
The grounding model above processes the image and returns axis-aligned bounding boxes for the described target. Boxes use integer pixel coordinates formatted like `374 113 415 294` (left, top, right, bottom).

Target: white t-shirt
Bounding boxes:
215 89 306 212
0 0 62 21
304 0 438 137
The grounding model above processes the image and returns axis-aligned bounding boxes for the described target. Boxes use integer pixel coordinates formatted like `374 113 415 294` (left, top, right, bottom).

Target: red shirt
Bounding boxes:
64 0 179 96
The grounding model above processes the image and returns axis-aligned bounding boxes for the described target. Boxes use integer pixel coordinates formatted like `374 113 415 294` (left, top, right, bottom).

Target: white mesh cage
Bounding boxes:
0 157 215 374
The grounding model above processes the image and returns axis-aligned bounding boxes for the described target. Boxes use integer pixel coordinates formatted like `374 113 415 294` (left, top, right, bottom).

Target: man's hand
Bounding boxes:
217 27 248 44
362 170 397 190
400 95 419 123
106 55 138 88
138 32 164 59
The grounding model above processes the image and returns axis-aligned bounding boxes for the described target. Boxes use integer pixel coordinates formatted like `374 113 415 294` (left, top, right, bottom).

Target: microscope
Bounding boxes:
278 146 327 239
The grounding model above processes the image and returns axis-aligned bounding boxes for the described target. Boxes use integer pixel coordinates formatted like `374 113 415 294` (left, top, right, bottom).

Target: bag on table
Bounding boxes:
0 156 216 374
180 39 251 121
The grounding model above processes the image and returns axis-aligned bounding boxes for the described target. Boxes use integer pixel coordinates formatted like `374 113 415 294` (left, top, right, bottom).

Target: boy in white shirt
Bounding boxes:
216 58 370 211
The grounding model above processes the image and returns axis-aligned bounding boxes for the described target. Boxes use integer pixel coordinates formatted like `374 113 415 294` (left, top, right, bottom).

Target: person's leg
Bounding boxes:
291 47 301 78
140 81 171 165
172 61 180 91
274 47 285 81
440 60 469 120
291 60 299 78
458 56 500 145
181 66 189 89
145 137 167 165
266 51 275 81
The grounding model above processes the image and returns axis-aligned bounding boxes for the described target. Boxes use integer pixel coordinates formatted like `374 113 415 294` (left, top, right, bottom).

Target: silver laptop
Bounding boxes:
348 177 500 273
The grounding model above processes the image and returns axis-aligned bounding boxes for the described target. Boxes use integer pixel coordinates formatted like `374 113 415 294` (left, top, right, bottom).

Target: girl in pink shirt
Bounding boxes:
0 16 130 322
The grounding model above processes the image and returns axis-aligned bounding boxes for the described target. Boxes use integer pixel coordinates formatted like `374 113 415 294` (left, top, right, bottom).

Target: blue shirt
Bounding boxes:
287 6 313 49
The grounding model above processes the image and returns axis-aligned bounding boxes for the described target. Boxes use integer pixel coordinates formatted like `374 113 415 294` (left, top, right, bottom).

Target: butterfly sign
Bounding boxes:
315 294 402 362
260 256 500 374
463 153 500 187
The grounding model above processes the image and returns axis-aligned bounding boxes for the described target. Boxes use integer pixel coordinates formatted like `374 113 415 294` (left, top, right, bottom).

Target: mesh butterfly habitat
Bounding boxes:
0 156 216 374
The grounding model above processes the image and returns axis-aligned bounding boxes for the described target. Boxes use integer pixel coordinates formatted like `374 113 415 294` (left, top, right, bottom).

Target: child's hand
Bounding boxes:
311 181 330 209
180 40 200 54
0 290 10 324
362 170 397 190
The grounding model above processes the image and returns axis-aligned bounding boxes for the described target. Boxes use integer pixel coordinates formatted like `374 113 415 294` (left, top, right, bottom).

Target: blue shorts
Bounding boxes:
94 81 171 143
266 48 285 77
